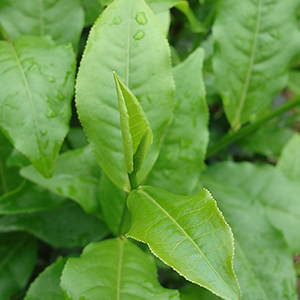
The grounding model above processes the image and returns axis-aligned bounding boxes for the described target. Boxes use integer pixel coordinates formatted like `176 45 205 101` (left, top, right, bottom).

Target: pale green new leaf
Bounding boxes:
0 201 108 248
0 131 22 196
0 233 37 300
127 186 240 300
0 181 66 214
76 0 175 190
201 167 298 299
0 36 75 178
0 0 84 51
113 72 153 174
201 161 300 253
60 238 180 299
146 48 209 195
277 133 300 181
21 146 101 214
25 256 67 300
213 0 300 129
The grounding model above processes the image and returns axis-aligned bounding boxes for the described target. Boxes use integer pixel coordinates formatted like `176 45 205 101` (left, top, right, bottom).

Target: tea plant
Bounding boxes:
0 0 300 299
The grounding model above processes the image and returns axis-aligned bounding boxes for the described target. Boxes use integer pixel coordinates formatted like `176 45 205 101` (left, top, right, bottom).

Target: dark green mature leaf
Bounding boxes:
83 0 104 27
180 283 220 300
21 146 101 214
76 0 175 190
146 48 209 195
25 256 67 300
127 186 240 300
0 181 66 214
0 131 22 196
0 233 37 300
0 36 75 178
0 201 108 248
213 0 300 129
99 172 126 235
203 161 300 253
277 133 300 181
61 238 180 300
201 168 298 299
0 0 84 51
113 72 153 174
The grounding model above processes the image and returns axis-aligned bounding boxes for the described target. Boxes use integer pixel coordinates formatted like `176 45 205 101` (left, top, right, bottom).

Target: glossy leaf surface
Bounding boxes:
0 181 66 214
21 146 101 214
0 201 108 248
203 161 300 253
0 0 84 50
0 233 37 300
25 256 67 300
146 48 209 195
0 36 75 178
201 167 298 299
61 238 180 299
113 72 153 174
277 133 300 181
76 0 175 190
127 186 240 300
0 131 22 196
213 0 300 129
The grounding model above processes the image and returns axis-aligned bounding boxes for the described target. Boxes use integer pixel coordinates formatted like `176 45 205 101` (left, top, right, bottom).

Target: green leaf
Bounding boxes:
288 70 300 94
0 233 37 300
113 72 153 175
99 172 127 235
0 36 76 178
25 256 67 300
65 128 88 149
146 48 209 195
0 181 66 214
76 0 175 190
0 0 84 51
146 0 182 13
21 146 101 214
0 201 108 248
239 120 293 157
127 186 240 300
0 131 22 196
61 238 180 300
83 0 104 27
203 161 300 253
180 283 221 300
155 10 171 35
277 133 300 181
201 167 298 299
213 0 300 129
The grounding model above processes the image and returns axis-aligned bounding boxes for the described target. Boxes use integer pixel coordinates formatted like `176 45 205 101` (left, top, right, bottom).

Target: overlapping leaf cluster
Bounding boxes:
0 0 300 299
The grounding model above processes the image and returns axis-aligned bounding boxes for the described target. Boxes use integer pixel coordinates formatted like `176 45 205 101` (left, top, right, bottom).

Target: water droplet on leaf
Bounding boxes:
40 130 47 136
47 76 55 83
47 110 57 118
135 12 147 25
133 30 145 40
57 92 64 101
112 16 122 25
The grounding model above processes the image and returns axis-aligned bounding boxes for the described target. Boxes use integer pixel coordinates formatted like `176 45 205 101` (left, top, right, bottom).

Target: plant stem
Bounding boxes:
118 202 131 236
207 96 300 158
0 22 10 42
128 171 138 190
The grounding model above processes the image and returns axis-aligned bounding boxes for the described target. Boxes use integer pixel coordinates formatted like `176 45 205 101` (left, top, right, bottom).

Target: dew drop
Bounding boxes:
47 110 57 118
147 96 152 104
133 30 145 40
47 76 55 83
29 62 41 72
41 130 47 136
135 12 148 25
57 92 64 101
112 16 122 25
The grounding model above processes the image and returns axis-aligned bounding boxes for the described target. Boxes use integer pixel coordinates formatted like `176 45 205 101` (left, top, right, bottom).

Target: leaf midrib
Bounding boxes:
116 238 124 300
139 189 238 299
234 0 262 128
9 43 49 177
